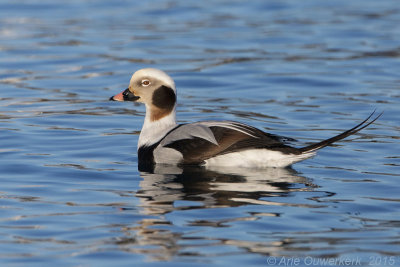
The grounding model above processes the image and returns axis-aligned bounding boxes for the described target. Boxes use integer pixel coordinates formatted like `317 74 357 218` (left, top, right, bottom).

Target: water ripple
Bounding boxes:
1 0 399 266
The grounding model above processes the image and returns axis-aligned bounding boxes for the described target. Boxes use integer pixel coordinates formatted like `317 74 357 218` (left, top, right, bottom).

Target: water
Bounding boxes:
1 0 399 266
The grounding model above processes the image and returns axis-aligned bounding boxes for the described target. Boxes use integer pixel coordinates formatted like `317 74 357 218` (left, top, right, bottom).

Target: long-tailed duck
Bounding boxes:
110 68 381 169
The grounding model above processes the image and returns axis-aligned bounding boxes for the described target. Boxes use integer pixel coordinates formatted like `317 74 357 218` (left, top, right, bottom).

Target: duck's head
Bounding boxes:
110 68 177 121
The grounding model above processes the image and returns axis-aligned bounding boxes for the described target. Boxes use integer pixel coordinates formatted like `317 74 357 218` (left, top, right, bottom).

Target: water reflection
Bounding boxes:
138 165 317 212
122 165 320 261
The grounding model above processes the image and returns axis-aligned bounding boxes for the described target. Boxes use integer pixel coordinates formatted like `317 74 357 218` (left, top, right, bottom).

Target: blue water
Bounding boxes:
1 1 399 266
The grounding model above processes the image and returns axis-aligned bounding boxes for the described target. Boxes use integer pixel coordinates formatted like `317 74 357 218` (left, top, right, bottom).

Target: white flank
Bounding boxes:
204 149 316 168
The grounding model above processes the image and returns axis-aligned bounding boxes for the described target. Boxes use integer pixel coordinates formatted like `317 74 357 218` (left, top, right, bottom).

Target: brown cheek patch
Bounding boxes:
150 85 176 121
152 85 176 110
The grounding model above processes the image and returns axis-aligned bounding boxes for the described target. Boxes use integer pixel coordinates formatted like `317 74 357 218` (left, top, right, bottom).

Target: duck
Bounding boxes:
110 68 381 169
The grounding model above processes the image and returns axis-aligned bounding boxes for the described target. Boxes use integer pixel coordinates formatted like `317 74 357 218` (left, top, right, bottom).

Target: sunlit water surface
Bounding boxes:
1 1 399 266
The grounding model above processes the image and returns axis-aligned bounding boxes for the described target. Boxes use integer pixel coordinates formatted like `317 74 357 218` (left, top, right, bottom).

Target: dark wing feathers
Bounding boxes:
164 122 298 164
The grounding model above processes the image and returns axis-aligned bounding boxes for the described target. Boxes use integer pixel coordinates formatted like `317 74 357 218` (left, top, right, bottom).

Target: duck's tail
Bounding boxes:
299 110 382 154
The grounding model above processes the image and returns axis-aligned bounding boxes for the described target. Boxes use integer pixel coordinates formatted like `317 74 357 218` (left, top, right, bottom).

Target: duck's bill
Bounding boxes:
109 88 140 101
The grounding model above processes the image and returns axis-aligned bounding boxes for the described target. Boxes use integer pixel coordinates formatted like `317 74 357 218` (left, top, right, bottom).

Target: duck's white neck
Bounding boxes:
138 105 177 148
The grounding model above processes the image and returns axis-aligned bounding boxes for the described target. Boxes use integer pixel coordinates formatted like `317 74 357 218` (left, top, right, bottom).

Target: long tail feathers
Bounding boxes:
299 110 382 154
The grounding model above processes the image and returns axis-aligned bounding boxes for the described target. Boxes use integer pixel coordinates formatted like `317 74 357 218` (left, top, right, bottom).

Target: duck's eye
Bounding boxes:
141 79 150 86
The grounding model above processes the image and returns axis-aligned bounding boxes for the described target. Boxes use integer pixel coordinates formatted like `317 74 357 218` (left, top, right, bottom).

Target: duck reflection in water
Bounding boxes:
118 164 323 261
137 164 316 213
